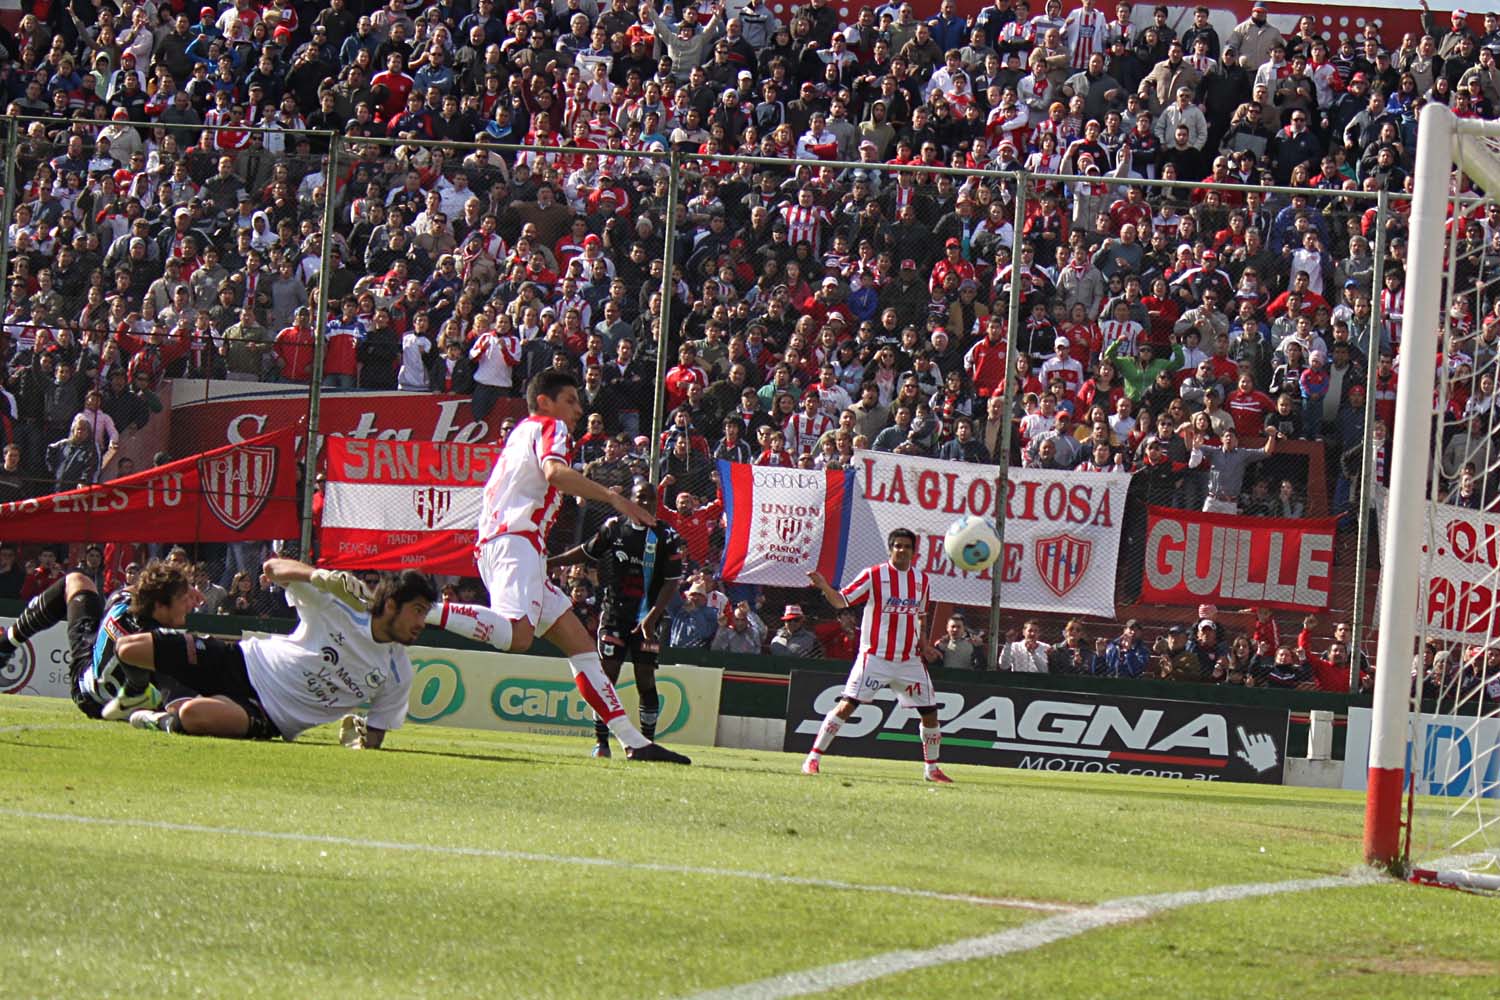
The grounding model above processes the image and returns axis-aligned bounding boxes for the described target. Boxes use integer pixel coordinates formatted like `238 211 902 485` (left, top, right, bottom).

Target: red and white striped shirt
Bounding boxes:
1065 8 1107 68
1099 318 1143 357
840 561 931 661
781 204 833 252
479 415 571 552
1381 287 1404 347
783 411 835 455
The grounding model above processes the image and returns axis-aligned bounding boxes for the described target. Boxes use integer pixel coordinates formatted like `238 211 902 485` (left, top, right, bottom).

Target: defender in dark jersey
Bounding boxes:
0 559 196 719
549 481 685 757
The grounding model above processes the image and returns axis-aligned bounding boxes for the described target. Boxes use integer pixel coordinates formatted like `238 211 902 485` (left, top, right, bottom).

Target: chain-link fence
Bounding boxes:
0 107 1410 684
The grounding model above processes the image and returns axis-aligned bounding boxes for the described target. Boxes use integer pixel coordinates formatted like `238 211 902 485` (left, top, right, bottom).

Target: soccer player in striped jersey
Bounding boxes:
804 528 952 783
445 369 691 764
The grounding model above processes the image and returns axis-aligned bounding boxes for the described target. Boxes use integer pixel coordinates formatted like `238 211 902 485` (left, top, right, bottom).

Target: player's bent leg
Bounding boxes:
544 611 690 764
427 601 521 652
175 695 253 738
918 707 952 784
0 574 75 672
804 696 860 774
593 637 626 756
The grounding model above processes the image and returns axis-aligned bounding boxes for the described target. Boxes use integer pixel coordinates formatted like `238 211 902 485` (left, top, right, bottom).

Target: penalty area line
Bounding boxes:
680 870 1383 1000
0 807 1075 914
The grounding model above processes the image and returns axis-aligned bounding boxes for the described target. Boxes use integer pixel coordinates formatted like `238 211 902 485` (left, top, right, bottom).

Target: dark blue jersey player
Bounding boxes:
0 560 198 720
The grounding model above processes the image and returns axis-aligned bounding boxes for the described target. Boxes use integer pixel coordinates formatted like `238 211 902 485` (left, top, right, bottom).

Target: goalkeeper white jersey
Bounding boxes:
241 583 414 740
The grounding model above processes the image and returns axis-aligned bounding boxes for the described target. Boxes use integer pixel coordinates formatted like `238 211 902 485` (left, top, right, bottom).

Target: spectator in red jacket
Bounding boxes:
656 478 724 568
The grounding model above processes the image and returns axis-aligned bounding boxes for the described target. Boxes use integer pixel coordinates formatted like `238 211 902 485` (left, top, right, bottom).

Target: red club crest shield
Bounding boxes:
199 445 276 531
1034 532 1091 599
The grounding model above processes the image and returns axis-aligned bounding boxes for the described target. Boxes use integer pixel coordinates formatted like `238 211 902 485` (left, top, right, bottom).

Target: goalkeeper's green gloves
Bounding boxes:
338 713 369 749
309 569 372 612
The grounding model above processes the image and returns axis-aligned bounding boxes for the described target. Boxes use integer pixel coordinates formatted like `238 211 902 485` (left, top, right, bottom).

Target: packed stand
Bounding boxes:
0 0 1485 681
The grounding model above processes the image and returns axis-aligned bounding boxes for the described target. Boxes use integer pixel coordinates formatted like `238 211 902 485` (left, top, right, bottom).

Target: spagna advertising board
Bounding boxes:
783 672 1289 784
406 648 723 746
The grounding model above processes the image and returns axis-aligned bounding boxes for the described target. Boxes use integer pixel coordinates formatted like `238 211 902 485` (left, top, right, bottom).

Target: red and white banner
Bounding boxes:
717 461 856 587
318 436 499 575
1375 489 1500 641
166 379 527 457
843 451 1128 616
0 427 300 543
1139 507 1338 612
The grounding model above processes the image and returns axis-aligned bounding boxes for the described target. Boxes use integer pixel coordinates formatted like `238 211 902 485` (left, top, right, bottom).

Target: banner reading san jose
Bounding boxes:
844 451 1127 616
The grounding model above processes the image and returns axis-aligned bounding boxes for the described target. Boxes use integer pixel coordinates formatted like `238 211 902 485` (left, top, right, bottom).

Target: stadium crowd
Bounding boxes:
1 0 1495 689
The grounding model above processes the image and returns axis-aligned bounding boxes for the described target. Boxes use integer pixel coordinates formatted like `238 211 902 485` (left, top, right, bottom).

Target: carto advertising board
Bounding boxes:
783 672 1289 784
406 649 723 746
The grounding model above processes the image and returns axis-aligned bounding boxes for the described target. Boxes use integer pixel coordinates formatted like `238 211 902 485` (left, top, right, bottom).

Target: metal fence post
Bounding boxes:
0 116 18 325
299 132 339 558
986 172 1028 670
648 149 681 486
1349 187 1390 691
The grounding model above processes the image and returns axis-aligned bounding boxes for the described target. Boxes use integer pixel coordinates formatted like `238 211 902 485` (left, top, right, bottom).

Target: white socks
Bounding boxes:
569 652 649 750
810 711 843 756
427 601 513 651
921 723 942 768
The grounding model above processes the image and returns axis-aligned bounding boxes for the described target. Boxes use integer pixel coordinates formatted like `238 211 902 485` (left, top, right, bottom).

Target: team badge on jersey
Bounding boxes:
1035 532 1091 599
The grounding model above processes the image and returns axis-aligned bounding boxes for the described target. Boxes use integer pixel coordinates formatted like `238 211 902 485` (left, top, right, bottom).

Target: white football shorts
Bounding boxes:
478 534 572 635
840 653 935 709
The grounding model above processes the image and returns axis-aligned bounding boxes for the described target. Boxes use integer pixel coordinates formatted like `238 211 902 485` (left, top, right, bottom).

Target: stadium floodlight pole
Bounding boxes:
648 149 682 488
1366 103 1456 871
299 133 340 559
0 116 16 325
987 172 1028 670
1349 188 1389 694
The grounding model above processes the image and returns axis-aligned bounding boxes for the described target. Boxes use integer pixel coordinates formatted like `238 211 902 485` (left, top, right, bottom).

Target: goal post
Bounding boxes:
1365 102 1500 880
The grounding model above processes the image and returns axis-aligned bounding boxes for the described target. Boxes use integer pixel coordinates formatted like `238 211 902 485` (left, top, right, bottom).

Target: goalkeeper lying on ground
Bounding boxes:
116 559 436 745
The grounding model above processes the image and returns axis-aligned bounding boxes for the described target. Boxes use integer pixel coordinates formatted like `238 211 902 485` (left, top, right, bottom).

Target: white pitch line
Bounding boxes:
680 870 1382 1000
0 807 1075 914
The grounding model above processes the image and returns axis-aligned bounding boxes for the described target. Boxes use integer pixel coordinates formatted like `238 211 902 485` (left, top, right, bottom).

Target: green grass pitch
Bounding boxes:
2 694 1497 999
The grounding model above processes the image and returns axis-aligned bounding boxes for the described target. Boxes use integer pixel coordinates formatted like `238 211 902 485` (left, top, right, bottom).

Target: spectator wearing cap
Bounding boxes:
1421 0 1479 61
769 604 823 658
1152 623 1201 680
1227 3 1283 71
668 582 720 649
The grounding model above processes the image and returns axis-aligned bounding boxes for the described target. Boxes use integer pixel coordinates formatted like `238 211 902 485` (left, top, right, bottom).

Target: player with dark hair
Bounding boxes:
119 559 436 747
548 480 685 757
439 369 691 763
804 527 952 783
0 558 197 720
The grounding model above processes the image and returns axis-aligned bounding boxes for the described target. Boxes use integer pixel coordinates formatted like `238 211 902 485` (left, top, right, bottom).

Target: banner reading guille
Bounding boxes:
844 451 1128 616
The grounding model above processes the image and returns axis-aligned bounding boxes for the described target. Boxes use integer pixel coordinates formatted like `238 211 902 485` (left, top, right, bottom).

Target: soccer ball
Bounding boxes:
944 514 1000 572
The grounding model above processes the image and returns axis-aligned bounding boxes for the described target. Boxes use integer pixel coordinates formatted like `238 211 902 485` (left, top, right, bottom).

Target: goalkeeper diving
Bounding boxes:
0 556 442 747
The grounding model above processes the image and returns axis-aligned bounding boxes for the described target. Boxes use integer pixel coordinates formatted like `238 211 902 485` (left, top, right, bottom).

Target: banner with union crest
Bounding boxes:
843 451 1128 617
0 426 300 543
717 461 857 587
318 436 503 575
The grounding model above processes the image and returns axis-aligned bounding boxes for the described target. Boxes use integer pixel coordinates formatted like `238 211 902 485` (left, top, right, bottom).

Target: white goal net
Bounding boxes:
1367 103 1500 892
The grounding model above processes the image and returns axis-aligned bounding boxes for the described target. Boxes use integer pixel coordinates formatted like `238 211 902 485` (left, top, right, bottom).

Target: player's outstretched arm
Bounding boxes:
263 558 372 612
807 571 849 609
543 459 656 526
546 544 592 572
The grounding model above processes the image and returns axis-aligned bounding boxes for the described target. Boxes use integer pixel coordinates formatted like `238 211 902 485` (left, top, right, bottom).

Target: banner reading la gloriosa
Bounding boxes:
845 451 1129 617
